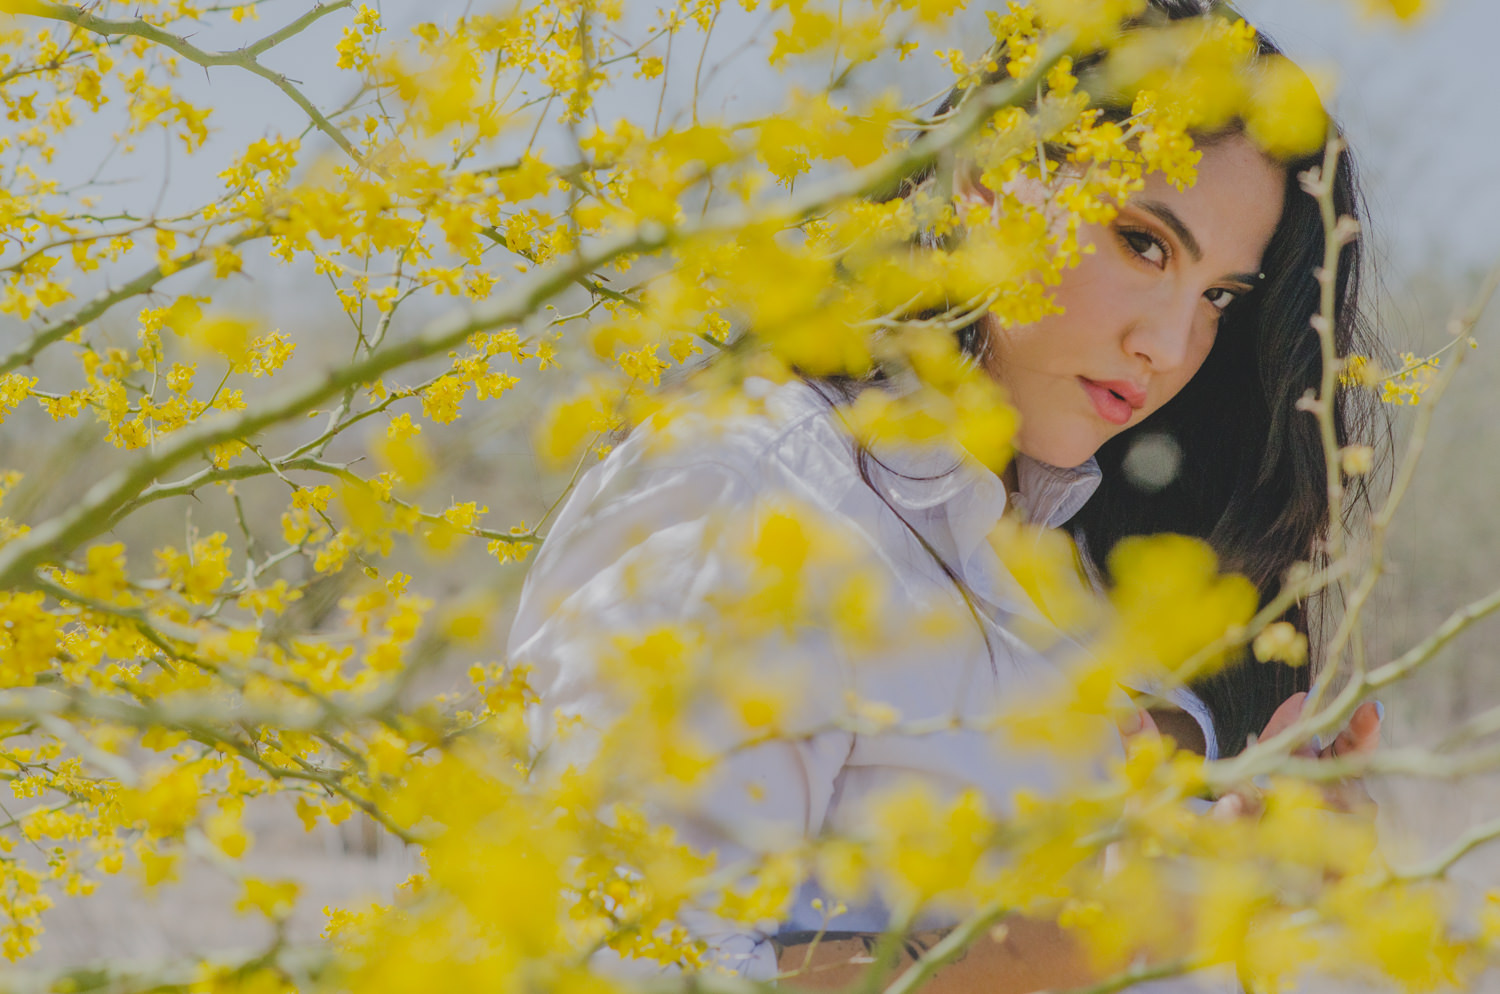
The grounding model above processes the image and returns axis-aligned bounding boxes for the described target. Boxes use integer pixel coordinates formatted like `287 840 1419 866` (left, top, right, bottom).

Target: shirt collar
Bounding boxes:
873 444 1101 530
1011 453 1102 530
869 441 1101 609
839 372 1101 530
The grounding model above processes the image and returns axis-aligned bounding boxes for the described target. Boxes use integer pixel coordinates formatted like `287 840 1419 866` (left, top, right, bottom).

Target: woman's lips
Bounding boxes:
1079 377 1136 426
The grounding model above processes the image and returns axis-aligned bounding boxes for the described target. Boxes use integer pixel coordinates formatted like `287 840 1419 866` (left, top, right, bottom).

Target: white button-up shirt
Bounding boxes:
508 376 1218 984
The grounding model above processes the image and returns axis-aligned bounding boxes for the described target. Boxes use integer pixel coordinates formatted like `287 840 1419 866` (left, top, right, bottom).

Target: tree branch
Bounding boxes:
28 1 361 163
0 229 262 376
0 37 1072 588
1390 815 1500 881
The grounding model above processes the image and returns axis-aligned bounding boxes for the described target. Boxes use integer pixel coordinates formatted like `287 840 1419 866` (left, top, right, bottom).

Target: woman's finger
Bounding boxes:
1258 692 1305 740
1321 700 1383 760
1255 692 1318 757
1316 701 1382 817
1210 790 1247 820
1117 708 1159 742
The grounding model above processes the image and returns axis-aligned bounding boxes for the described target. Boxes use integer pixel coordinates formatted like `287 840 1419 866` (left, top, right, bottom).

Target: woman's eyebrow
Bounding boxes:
1136 200 1202 260
1136 199 1260 285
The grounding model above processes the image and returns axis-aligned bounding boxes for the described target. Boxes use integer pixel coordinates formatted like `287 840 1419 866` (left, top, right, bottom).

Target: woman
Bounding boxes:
508 1 1386 989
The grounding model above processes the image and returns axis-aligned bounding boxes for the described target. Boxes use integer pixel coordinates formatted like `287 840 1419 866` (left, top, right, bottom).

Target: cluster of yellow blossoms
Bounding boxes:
0 0 1488 992
1342 350 1451 407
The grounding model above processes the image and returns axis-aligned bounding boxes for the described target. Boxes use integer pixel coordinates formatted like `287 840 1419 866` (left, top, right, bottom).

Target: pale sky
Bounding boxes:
27 0 1500 298
1239 0 1500 283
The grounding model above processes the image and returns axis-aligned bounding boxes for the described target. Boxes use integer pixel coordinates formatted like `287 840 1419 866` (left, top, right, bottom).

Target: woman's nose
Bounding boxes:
1122 294 1199 373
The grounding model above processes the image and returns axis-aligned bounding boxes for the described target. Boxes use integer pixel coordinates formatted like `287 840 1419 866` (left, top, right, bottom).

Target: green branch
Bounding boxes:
1368 581 1500 691
0 226 665 587
1390 814 1500 882
1045 959 1204 994
1307 263 1497 703
0 229 262 376
28 0 361 162
108 455 355 525
481 225 645 312
0 681 426 742
0 37 1072 587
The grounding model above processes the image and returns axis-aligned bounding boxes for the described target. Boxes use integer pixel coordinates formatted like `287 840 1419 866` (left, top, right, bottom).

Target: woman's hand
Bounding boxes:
1250 691 1382 814
1124 693 1383 817
1256 691 1382 759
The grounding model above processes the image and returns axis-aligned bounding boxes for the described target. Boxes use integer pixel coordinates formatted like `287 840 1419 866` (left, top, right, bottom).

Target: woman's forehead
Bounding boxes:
1135 136 1286 267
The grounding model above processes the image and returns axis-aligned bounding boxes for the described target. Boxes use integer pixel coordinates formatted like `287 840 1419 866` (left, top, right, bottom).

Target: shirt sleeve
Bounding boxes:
1168 686 1219 761
508 444 857 981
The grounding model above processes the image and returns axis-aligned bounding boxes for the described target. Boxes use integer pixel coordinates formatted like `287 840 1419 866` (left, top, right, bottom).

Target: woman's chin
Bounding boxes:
1014 432 1103 471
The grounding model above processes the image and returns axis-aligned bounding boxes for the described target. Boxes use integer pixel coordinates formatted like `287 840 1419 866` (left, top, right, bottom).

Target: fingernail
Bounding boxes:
1375 700 1385 722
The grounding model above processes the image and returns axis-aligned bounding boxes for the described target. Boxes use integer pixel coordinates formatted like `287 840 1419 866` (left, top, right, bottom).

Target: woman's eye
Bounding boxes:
1205 287 1240 312
1119 228 1167 268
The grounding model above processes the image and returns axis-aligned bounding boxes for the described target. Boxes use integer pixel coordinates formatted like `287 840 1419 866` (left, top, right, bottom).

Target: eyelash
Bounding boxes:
1115 226 1243 313
1117 226 1170 267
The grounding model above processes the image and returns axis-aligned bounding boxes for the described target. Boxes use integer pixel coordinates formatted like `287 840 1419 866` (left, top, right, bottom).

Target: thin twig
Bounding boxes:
28 1 361 162
0 230 263 376
1389 815 1500 881
879 903 1008 994
0 37 1075 587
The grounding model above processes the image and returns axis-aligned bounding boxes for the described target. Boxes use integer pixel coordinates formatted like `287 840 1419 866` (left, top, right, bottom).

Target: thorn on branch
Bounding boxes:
1334 215 1360 246
1297 166 1323 197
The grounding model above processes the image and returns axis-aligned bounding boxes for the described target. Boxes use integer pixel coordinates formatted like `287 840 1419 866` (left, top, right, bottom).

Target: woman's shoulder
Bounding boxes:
598 376 862 498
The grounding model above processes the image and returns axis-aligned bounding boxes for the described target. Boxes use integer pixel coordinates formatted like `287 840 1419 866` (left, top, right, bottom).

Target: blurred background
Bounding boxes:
5 0 1499 984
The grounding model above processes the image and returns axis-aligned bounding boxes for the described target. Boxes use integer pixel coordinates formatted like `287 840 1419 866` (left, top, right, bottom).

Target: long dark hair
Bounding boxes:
833 0 1391 756
1070 2 1388 755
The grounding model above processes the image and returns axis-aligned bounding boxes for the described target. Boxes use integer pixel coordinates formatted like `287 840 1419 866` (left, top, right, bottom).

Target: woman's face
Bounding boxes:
977 134 1287 469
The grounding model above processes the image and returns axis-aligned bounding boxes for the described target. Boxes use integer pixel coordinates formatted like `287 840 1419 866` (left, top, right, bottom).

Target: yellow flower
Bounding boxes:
121 765 202 838
137 848 180 888
865 783 993 907
1251 621 1308 668
536 380 620 467
1339 445 1374 476
0 373 36 425
238 878 300 919
386 412 421 441
989 516 1100 638
1245 55 1329 160
67 542 130 602
1033 0 1145 49
154 532 233 605
182 313 256 366
1102 533 1257 679
237 579 301 616
206 803 251 859
374 434 434 487
1354 0 1426 21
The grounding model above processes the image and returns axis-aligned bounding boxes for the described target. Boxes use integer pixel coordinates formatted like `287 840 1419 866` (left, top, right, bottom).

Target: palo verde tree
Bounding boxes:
0 0 1495 992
